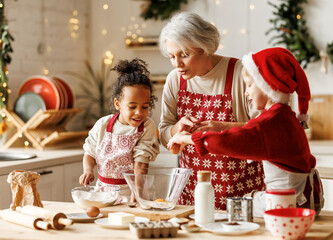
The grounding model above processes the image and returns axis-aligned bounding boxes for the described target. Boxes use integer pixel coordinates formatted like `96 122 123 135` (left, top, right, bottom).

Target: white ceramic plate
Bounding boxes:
189 212 228 221
66 212 103 222
95 217 150 229
201 221 260 236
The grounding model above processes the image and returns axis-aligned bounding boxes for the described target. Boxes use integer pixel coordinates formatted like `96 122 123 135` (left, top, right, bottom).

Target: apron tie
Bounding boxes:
308 168 324 212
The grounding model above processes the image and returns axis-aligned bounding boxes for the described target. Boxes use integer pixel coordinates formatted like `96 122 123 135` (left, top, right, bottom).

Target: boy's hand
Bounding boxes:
79 171 94 186
173 116 200 135
167 132 192 154
192 121 245 132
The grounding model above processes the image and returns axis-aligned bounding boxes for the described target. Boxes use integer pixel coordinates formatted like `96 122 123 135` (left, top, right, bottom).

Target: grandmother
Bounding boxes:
158 12 265 209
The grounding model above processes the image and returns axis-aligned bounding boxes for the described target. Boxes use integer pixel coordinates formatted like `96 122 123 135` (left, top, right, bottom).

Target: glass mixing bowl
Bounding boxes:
71 185 120 209
122 168 192 211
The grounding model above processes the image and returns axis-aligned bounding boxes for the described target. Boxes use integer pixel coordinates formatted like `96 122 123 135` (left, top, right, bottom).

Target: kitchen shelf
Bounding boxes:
125 36 159 51
1 108 89 151
151 74 167 85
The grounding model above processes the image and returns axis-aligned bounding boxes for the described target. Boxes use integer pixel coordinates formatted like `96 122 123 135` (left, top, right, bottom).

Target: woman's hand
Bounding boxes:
191 120 245 132
172 116 200 136
167 132 193 154
79 171 94 186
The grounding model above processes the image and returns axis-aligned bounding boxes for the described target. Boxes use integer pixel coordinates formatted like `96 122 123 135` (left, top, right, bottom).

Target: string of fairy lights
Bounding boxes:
40 0 257 73
3 0 257 148
210 0 256 52
39 1 114 77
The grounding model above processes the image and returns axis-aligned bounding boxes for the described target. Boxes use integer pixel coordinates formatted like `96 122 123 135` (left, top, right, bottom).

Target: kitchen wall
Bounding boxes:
89 0 333 125
4 0 333 129
5 0 90 130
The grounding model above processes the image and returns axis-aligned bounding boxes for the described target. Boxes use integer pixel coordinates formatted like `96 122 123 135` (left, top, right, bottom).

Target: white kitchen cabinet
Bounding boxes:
64 161 83 202
0 175 11 209
311 142 333 212
33 165 64 202
0 165 65 209
321 179 333 211
0 166 65 209
315 155 333 211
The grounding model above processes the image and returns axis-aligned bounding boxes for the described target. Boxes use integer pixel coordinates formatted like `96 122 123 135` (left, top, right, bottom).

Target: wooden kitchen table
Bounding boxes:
0 201 333 240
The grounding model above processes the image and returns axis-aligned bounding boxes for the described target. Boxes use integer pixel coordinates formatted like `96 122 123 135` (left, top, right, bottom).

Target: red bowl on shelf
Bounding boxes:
19 75 60 110
53 76 75 108
51 78 67 109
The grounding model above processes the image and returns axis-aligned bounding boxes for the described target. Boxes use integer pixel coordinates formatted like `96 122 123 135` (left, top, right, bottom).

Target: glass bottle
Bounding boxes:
194 171 215 224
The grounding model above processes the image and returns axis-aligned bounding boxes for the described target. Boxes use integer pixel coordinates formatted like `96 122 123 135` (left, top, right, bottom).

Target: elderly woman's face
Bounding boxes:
166 40 210 80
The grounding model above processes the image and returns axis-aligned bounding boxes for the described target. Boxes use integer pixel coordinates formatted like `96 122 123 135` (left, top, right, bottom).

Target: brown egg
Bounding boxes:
86 206 100 217
170 144 180 154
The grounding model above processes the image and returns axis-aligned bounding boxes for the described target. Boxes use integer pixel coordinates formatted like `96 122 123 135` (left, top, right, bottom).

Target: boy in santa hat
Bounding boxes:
167 47 324 217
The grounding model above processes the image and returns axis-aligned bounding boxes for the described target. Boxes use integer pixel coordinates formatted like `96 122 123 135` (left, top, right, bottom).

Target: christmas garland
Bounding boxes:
0 0 14 136
140 0 188 21
266 0 333 69
0 0 14 109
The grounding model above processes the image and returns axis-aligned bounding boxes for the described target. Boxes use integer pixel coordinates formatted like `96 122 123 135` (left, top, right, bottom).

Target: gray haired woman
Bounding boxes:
158 12 265 210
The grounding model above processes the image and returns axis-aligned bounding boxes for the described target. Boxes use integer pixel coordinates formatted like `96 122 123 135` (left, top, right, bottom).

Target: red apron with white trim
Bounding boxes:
177 58 266 210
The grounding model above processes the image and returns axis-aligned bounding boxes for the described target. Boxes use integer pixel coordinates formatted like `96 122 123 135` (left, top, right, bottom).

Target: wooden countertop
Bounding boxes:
0 148 84 175
0 201 332 240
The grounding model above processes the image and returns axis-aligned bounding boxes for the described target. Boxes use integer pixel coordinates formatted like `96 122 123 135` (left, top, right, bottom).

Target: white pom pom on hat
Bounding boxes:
242 47 311 122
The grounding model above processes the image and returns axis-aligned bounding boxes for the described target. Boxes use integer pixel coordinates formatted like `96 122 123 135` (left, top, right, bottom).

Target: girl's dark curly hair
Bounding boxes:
110 58 157 112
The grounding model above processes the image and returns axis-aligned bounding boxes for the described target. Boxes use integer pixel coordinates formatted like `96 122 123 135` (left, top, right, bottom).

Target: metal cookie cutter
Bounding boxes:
226 197 253 222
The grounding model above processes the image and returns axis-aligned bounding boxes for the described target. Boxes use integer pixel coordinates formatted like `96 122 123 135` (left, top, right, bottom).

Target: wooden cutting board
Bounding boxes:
100 204 194 221
308 95 333 139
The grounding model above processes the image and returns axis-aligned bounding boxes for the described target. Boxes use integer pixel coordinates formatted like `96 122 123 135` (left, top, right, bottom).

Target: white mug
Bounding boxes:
265 189 296 211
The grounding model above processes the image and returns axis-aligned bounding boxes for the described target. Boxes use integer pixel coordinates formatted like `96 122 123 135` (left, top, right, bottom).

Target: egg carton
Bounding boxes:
129 221 179 238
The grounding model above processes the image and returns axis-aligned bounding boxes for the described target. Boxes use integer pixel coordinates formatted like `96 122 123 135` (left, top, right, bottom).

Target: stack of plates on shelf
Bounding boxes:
14 75 75 122
13 92 46 123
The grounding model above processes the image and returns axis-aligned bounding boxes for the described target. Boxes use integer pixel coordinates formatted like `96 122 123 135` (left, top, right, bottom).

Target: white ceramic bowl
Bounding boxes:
71 186 119 209
264 208 316 240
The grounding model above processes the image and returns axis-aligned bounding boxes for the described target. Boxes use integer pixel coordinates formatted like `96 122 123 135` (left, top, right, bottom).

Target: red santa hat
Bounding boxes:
242 47 311 122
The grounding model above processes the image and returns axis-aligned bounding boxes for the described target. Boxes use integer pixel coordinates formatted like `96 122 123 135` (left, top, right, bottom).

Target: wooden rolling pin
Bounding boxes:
0 209 51 230
16 205 73 230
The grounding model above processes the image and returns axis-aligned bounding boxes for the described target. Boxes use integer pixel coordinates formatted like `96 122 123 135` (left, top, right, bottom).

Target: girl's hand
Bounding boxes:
79 171 94 186
133 162 148 201
172 116 200 135
167 132 193 154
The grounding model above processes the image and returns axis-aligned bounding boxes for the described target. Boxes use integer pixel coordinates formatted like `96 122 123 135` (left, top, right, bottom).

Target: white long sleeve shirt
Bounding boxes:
158 56 255 147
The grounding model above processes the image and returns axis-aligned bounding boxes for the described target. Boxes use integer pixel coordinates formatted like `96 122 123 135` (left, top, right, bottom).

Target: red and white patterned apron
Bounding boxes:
177 58 266 210
95 113 144 187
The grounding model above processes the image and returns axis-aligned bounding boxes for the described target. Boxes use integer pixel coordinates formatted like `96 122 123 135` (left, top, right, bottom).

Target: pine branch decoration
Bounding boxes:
140 0 188 21
266 0 320 69
0 0 14 109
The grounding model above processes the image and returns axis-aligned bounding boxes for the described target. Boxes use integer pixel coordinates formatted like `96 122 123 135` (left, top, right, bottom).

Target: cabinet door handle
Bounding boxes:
38 170 53 176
